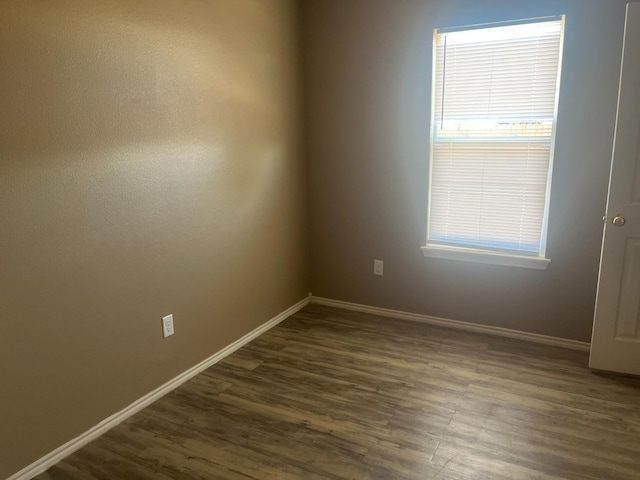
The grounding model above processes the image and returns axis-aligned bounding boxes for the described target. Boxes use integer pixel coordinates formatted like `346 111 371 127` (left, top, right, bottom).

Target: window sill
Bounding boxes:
421 244 550 270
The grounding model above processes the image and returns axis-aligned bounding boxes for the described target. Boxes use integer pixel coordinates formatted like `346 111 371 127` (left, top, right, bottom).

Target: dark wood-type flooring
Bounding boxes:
36 305 640 479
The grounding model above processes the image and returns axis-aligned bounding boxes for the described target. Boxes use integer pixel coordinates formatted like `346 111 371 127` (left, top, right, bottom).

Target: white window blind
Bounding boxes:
427 18 564 257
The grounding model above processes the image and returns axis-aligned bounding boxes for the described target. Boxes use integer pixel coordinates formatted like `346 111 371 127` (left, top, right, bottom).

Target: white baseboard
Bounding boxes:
8 296 310 480
311 296 591 352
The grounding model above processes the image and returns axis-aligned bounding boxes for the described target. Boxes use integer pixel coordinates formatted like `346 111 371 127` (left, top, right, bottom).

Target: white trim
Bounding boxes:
311 296 590 352
539 14 566 258
7 296 310 480
437 15 563 34
421 244 551 270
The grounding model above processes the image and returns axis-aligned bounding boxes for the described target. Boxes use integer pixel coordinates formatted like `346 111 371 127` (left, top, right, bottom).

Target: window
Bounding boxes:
422 17 565 269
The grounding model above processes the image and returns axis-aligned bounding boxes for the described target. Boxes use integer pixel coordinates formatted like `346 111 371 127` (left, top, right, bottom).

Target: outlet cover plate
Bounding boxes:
162 314 175 338
374 259 384 276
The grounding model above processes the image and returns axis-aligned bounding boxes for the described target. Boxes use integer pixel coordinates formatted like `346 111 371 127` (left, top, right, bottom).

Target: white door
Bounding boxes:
590 3 640 375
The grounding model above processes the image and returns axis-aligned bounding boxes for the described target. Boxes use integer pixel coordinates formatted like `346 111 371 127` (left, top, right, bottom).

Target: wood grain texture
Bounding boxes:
35 305 640 479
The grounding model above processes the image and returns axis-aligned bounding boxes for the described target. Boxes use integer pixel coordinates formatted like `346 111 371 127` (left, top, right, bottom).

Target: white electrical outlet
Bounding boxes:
162 314 175 338
374 259 384 276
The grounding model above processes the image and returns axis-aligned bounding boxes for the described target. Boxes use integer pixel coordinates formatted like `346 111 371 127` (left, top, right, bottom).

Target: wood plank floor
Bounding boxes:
36 305 640 479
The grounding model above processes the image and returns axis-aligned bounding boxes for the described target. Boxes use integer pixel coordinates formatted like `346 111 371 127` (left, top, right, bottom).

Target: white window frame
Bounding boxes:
421 16 565 270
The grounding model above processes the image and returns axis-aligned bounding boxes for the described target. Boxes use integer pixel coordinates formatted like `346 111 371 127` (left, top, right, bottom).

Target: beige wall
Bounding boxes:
0 1 308 477
303 0 629 342
2 0 635 476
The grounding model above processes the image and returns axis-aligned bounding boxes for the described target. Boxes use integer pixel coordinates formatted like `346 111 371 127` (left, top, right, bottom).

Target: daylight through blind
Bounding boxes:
428 19 564 255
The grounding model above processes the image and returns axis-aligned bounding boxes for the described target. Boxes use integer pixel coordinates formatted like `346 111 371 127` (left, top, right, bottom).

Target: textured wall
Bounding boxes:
303 0 628 342
0 1 308 477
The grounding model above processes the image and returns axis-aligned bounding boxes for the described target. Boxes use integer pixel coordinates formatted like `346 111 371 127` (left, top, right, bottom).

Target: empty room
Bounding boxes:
3 0 640 479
